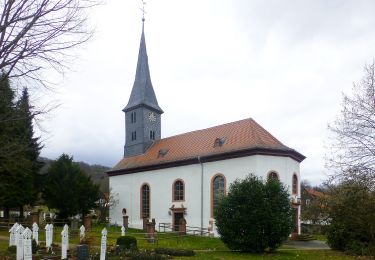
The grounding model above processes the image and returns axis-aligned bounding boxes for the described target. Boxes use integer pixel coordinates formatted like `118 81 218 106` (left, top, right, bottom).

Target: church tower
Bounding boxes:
123 19 163 157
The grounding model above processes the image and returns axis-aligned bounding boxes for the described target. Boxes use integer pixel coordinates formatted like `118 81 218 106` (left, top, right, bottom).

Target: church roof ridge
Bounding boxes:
123 21 163 113
109 118 305 175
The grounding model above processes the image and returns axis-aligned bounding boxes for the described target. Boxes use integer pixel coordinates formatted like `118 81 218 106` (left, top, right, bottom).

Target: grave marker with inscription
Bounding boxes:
9 223 19 246
61 224 69 259
100 228 107 260
16 225 25 260
23 228 32 260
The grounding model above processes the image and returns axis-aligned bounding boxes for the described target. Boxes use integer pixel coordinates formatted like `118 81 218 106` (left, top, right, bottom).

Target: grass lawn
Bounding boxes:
176 250 360 259
0 224 365 259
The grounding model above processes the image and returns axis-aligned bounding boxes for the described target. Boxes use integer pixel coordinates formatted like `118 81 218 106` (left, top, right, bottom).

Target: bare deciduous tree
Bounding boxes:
326 62 375 189
0 0 98 86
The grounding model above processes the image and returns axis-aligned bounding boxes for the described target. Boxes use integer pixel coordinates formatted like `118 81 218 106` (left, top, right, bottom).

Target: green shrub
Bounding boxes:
154 248 194 256
215 174 294 253
325 181 375 256
127 249 170 259
116 235 137 250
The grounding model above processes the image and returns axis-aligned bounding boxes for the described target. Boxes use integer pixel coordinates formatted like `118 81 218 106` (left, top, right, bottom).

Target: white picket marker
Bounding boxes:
16 225 25 260
23 228 32 260
61 225 69 259
80 225 86 242
121 226 126 236
50 224 54 246
32 222 39 245
45 224 51 249
9 223 19 246
100 228 107 260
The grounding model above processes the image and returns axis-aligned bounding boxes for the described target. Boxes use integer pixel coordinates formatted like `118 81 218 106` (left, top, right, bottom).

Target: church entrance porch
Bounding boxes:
173 212 184 231
169 205 187 232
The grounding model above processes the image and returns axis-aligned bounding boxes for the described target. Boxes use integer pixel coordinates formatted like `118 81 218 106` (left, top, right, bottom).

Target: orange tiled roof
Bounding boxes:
109 118 305 175
306 188 325 198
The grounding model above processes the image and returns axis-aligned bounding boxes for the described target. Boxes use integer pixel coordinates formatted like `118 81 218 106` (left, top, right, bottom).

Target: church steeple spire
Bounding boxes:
123 19 163 158
123 20 163 114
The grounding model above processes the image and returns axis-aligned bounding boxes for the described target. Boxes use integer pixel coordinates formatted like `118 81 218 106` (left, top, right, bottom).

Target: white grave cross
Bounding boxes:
61 224 69 260
23 228 32 260
16 225 25 260
100 228 107 260
9 222 19 246
121 226 126 236
80 225 86 242
32 222 39 245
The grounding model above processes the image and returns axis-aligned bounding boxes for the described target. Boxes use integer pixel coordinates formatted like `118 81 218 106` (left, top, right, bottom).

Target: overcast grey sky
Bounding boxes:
35 0 375 185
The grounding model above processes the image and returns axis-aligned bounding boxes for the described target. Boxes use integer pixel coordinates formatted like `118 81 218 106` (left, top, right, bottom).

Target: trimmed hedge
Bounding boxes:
116 235 137 250
154 247 195 256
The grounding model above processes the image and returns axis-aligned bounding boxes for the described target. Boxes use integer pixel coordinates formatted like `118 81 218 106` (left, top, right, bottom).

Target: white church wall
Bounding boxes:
110 154 301 234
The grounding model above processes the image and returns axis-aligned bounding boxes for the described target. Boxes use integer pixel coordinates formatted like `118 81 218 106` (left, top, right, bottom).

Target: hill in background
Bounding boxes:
39 157 110 193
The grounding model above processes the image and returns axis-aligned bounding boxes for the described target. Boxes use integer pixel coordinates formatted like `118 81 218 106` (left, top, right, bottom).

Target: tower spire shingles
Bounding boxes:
123 20 163 114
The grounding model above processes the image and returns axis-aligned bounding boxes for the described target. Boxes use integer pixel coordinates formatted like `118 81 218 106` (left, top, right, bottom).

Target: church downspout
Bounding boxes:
198 156 204 233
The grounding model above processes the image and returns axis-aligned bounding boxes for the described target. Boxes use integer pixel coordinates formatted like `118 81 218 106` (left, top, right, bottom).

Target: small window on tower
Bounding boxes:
131 131 137 141
150 130 155 140
131 112 137 123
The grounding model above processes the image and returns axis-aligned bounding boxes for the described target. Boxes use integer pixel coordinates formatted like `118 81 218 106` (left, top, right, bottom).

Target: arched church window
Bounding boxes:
173 179 184 201
292 174 298 194
268 171 279 181
211 174 226 218
141 184 150 218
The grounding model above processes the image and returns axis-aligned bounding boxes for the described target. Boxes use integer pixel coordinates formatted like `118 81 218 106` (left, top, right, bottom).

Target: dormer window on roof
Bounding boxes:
214 137 226 147
158 148 169 158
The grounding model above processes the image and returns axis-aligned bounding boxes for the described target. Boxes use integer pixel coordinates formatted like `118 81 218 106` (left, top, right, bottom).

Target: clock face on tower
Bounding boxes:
148 112 156 122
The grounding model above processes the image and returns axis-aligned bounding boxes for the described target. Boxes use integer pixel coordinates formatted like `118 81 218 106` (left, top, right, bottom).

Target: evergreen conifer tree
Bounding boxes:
16 88 44 207
0 76 42 218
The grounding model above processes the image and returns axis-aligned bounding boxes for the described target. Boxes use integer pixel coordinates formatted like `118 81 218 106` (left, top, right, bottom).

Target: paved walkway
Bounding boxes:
284 240 330 250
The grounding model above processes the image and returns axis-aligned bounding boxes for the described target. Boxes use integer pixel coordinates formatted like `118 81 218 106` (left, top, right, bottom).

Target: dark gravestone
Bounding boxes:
77 244 89 260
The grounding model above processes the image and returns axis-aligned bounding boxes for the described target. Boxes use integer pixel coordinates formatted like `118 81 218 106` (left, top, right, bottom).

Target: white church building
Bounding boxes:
108 20 305 236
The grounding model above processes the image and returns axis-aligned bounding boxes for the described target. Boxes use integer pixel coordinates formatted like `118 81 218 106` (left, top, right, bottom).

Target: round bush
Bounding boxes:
215 174 294 252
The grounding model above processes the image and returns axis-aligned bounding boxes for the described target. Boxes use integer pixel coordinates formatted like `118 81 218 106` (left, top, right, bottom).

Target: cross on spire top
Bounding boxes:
141 0 146 22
